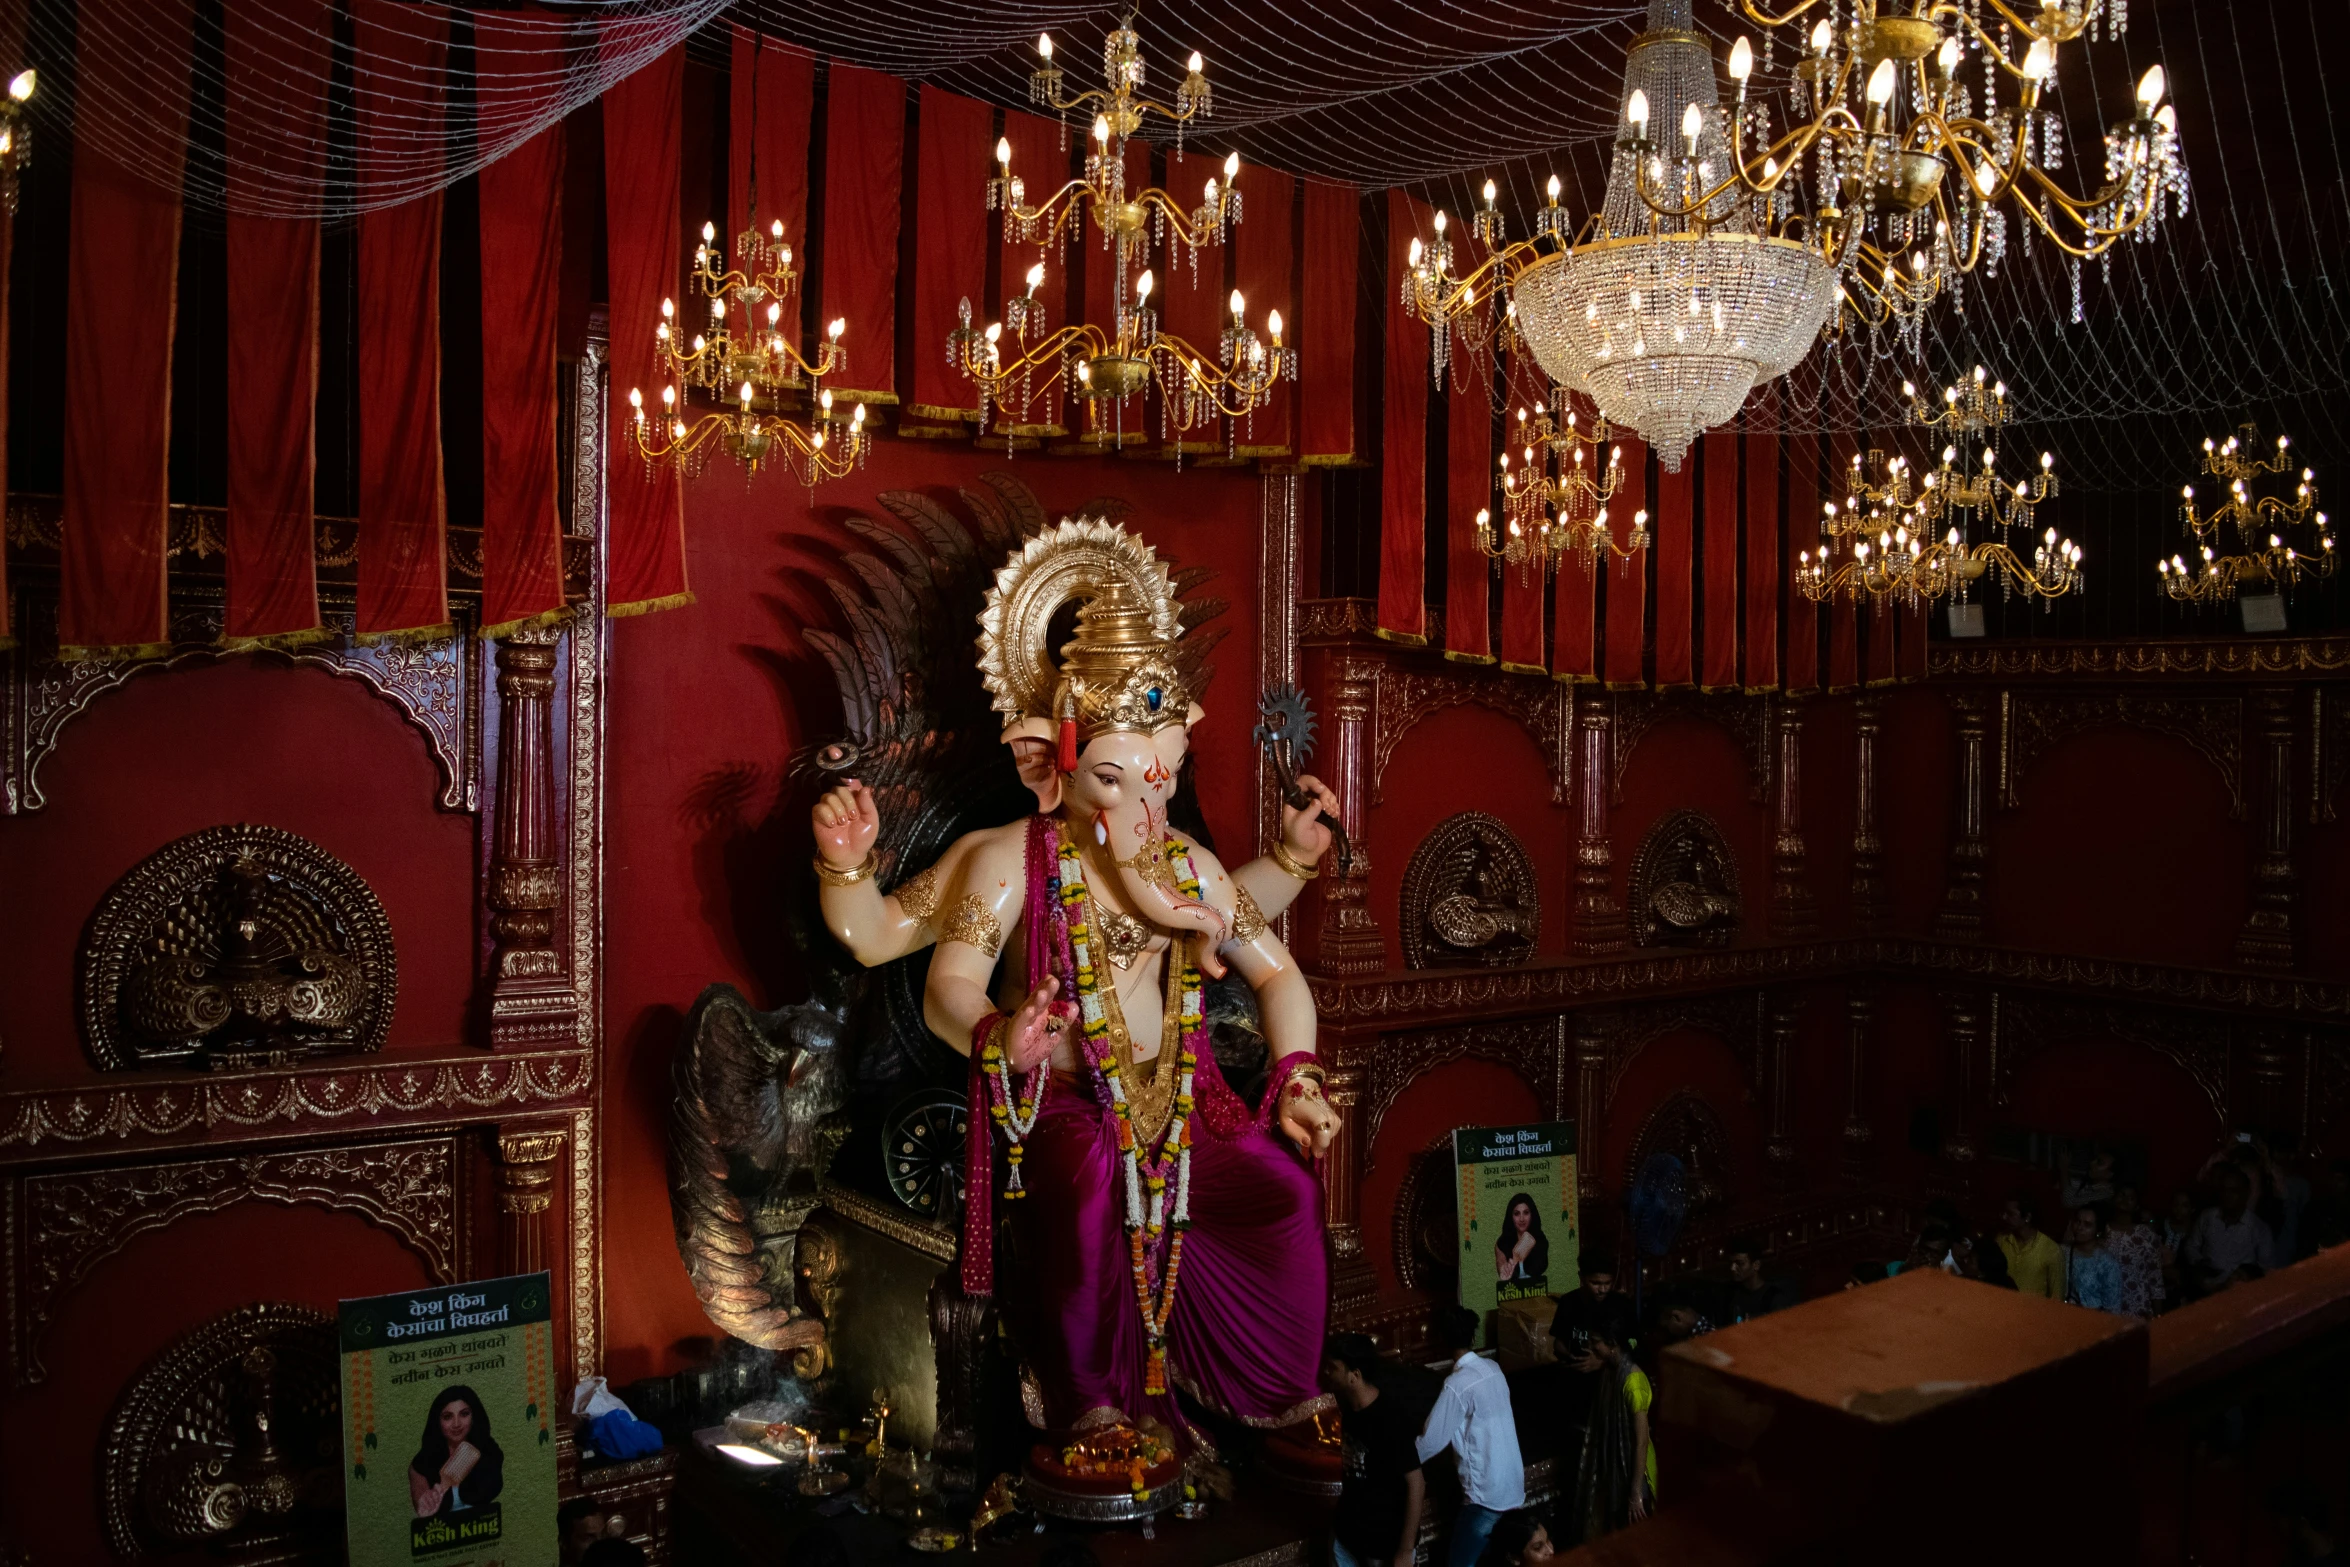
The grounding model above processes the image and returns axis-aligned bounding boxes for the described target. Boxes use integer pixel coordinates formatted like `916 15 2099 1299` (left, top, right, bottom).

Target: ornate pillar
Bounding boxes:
1933 689 1993 940
2236 686 2299 970
1573 1012 1608 1205
1851 692 1888 933
1842 984 1876 1185
1765 992 1800 1191
488 624 575 1048
494 1123 568 1278
1322 1033 1379 1324
1770 697 1818 938
1573 690 1627 955
1941 989 1985 1171
1312 647 1385 977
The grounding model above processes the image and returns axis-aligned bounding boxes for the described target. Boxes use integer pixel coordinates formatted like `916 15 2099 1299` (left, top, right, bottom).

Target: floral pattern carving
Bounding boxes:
2002 690 2245 818
1371 666 1569 806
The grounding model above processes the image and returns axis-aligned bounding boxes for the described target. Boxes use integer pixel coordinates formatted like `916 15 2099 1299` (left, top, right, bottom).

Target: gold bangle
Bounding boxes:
1290 1061 1328 1088
812 854 876 887
1270 840 1319 882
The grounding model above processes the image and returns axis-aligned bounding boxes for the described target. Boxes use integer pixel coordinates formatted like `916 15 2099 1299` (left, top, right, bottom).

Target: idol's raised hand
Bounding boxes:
1279 773 1341 867
812 778 879 869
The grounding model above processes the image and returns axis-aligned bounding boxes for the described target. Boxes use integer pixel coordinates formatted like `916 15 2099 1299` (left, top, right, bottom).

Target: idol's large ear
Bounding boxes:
1184 701 1205 731
1006 721 1061 813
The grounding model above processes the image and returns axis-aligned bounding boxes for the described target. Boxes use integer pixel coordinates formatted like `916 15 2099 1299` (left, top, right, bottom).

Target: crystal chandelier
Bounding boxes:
2157 426 2334 604
1484 399 1640 577
1404 0 2183 469
947 23 1293 450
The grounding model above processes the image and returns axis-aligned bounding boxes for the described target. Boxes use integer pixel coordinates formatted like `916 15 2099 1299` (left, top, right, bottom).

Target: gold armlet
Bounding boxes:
1270 841 1319 882
813 855 877 887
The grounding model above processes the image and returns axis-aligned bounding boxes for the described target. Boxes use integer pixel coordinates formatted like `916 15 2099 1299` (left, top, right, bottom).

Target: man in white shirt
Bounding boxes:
1416 1305 1525 1567
2185 1166 2279 1294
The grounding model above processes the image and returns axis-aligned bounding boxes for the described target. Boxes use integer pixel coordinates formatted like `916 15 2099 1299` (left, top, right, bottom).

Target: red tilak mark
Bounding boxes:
1142 754 1172 787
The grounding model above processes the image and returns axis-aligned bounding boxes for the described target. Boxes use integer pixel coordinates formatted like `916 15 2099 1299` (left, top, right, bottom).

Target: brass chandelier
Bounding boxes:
2157 426 2333 604
946 21 1293 448
1798 366 2082 607
1482 398 1642 578
1403 0 2184 469
0 68 34 216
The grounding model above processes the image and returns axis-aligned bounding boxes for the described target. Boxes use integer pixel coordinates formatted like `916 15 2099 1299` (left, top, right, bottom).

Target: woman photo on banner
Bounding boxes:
409 1385 507 1519
1494 1191 1551 1295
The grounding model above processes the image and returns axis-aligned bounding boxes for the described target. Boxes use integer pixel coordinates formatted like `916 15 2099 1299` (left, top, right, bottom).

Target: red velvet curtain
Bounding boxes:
1159 148 1225 455
1603 437 1649 688
1376 191 1430 644
1702 427 1739 690
474 14 566 637
1073 139 1152 450
601 40 689 615
997 110 1070 439
1827 425 1860 691
1652 454 1693 688
1443 348 1494 662
220 0 329 647
819 62 905 405
352 0 449 641
1742 387 1780 691
1233 166 1294 458
1782 373 1820 693
1497 348 1547 673
1298 181 1357 466
58 0 194 657
730 28 812 353
1550 389 1600 681
905 87 992 431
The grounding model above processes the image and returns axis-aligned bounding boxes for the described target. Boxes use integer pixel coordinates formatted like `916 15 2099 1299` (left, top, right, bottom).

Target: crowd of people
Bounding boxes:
1317 1132 2350 1565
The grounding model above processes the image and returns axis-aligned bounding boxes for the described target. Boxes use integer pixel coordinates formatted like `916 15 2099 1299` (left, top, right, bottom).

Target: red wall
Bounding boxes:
1360 1057 1541 1307
600 438 1270 1379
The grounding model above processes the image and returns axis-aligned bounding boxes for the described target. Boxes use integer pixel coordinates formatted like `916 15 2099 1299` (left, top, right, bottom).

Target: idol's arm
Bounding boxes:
1227 773 1341 922
1224 930 1339 1154
810 779 970 967
917 831 1066 1069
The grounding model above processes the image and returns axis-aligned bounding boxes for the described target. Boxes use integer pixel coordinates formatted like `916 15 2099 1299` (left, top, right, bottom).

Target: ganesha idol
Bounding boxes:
809 518 1342 1460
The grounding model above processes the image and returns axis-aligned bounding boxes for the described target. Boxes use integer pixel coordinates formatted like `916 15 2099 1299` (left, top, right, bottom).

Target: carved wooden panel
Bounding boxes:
1 585 481 817
1988 995 2232 1128
1596 995 1755 1118
1390 1129 1461 1292
1932 637 2350 679
1363 1016 1564 1152
2315 685 2350 825
1627 810 1742 949
2001 689 2245 818
12 1138 458 1384
1610 689 1771 805
1623 1090 1735 1215
1398 812 1541 970
1370 665 1569 806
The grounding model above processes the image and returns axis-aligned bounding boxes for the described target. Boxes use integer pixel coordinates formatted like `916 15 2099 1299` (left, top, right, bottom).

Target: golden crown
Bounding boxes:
977 518 1193 749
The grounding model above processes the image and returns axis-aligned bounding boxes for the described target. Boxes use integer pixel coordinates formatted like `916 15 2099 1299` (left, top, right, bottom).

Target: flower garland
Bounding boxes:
1058 817 1208 1397
978 1012 1046 1198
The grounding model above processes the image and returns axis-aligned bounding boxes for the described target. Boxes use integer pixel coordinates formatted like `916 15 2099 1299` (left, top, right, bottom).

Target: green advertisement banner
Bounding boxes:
1454 1121 1580 1340
339 1273 559 1567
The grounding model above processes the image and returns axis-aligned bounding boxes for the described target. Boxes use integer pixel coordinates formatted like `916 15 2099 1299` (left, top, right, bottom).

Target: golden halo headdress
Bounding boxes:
977 517 1196 772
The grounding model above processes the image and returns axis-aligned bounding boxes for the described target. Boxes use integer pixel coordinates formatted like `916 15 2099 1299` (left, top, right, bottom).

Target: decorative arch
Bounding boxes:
1371 667 1569 806
1598 996 1756 1118
1390 1127 1461 1292
1363 1016 1563 1153
1610 690 1771 806
2001 690 2244 819
1622 1090 1736 1217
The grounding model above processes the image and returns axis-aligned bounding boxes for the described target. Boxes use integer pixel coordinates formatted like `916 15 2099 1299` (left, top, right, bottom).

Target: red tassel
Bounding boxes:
1058 715 1079 774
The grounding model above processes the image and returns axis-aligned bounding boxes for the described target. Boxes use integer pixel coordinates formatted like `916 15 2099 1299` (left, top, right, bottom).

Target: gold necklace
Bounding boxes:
1096 941 1185 1152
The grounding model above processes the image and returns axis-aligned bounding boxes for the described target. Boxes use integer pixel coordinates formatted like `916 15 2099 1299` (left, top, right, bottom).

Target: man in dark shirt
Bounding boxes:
1548 1260 1633 1431
1724 1234 1800 1323
1320 1333 1424 1567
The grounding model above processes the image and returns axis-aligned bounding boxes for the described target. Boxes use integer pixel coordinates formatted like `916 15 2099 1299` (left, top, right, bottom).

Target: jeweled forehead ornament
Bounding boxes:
976 516 1199 773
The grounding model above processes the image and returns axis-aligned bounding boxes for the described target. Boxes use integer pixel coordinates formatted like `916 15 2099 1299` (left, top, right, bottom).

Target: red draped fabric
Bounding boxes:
1702 428 1739 690
1652 454 1693 688
819 63 906 404
352 0 449 641
1497 347 1547 673
1899 593 1930 680
1443 348 1494 662
730 27 812 352
58 0 194 657
997 111 1071 439
1603 438 1649 688
474 14 566 637
1233 165 1294 459
1075 139 1153 451
601 39 690 615
1298 181 1357 466
1159 148 1226 456
1827 425 1860 691
1742 388 1780 691
906 87 992 431
222 0 329 648
1376 191 1431 644
1782 374 1820 692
